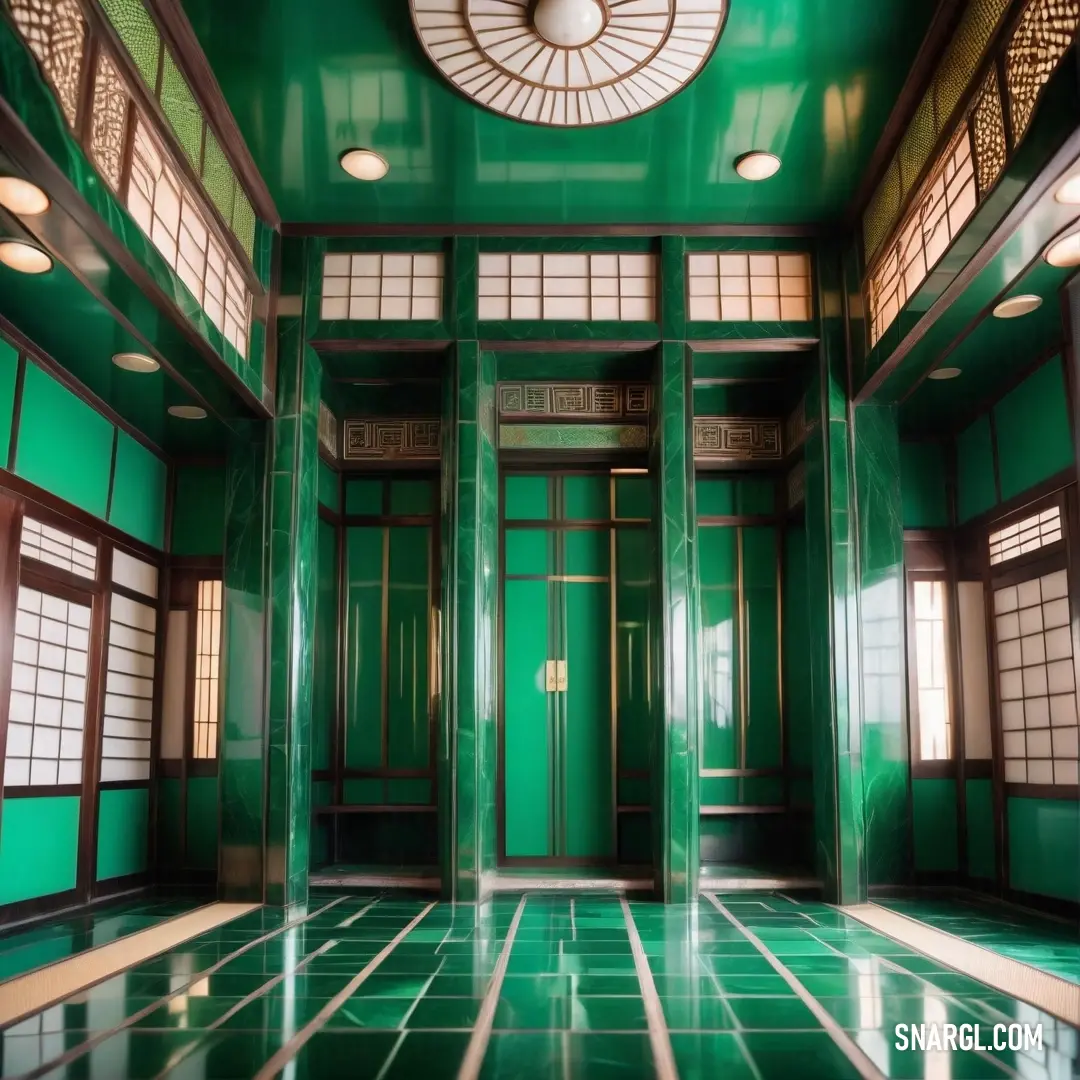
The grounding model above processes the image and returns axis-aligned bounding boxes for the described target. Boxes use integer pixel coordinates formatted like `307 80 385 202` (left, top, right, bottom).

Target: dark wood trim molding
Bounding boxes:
282 222 824 239
0 495 25 840
142 0 280 227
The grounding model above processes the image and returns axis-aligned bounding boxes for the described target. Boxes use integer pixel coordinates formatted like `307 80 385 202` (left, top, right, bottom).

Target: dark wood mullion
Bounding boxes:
6 350 26 474
77 546 113 904
945 442 969 879
145 544 171 880
181 575 200 868
982 533 1009 897
0 496 25 841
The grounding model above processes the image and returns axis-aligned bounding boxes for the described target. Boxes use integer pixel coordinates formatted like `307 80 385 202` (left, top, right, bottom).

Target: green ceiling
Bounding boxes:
180 0 936 226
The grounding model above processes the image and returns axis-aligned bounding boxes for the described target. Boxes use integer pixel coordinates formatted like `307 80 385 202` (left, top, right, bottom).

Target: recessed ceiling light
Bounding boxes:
1045 231 1080 268
339 148 390 181
735 152 781 181
928 367 962 380
0 240 52 274
993 294 1043 319
1054 173 1080 204
168 405 207 420
0 177 50 216
112 352 160 373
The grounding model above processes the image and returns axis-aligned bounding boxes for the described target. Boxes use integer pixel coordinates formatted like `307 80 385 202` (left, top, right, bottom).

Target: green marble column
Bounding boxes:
220 421 270 901
440 341 498 900
263 318 322 907
803 246 866 905
652 341 700 902
853 405 911 887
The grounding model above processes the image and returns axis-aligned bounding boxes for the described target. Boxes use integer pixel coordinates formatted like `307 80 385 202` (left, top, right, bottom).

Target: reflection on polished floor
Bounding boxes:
0 892 1076 1080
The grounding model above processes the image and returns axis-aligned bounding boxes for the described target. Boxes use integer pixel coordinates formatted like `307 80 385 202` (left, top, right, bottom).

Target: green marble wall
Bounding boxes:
172 466 227 556
652 342 699 901
912 778 959 873
899 442 950 528
1007 798 1080 902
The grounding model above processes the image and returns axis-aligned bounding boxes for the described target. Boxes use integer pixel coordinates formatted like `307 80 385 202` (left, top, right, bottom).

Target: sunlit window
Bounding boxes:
913 580 952 760
192 580 222 759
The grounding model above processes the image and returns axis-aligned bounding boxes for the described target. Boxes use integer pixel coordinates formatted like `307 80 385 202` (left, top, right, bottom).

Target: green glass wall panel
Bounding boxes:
564 580 613 859
186 776 219 872
564 529 608 576
993 357 1074 500
95 788 149 881
505 529 551 576
505 475 550 519
0 338 17 464
698 525 738 772
615 476 650 519
386 779 432 804
911 779 959 873
564 475 608 520
0 796 79 905
346 480 383 516
965 778 996 882
14 363 112 519
1007 797 1080 902
782 525 813 779
172 466 226 556
387 526 431 771
699 776 784 805
108 432 167 548
615 528 653 779
503 578 551 857
956 415 997 523
343 778 383 804
743 526 781 770
310 779 333 867
317 460 339 512
697 478 775 517
344 527 385 769
389 479 435 516
312 517 338 774
899 441 950 528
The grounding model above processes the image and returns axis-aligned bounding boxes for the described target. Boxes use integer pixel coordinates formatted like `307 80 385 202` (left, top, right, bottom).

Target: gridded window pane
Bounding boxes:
912 580 951 760
993 568 1079 786
128 116 251 358
989 505 1062 565
4 587 91 788
686 252 812 322
193 580 222 760
867 128 976 346
89 50 129 192
20 518 97 580
477 252 656 321
9 0 87 129
321 253 445 321
100 595 155 782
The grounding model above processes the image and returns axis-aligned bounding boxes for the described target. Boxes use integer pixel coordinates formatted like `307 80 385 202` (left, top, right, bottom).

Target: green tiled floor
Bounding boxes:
0 892 1076 1079
876 896 1080 985
0 896 207 984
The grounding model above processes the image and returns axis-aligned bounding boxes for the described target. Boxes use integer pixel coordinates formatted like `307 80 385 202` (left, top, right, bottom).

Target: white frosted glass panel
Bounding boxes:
111 550 159 598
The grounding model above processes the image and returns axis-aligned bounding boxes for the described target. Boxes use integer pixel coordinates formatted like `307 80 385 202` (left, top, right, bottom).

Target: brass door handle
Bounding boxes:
556 660 567 692
545 660 568 692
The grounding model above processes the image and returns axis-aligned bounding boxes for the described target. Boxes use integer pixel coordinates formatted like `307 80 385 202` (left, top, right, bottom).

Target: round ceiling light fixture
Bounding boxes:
1054 173 1080 204
112 352 160 373
928 367 962 380
735 151 782 181
168 404 207 420
0 240 52 274
0 177 50 216
533 0 605 47
410 0 727 127
1045 230 1080 268
993 294 1043 319
339 148 390 181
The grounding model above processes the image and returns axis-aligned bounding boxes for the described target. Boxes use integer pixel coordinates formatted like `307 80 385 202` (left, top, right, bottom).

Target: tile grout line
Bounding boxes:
337 898 381 927
620 896 679 1080
149 938 342 1080
843 902 1080 1026
701 957 765 1080
457 894 529 1080
252 902 438 1080
12 895 351 1080
703 893 887 1080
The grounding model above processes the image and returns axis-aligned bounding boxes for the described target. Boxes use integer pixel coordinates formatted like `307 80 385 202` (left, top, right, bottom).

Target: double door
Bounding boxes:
501 474 615 864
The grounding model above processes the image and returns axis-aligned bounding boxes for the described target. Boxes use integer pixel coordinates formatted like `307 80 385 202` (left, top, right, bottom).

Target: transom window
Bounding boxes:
989 505 1062 566
994 569 1079 786
20 517 97 580
321 253 444 321
193 580 222 760
686 252 813 322
911 580 952 761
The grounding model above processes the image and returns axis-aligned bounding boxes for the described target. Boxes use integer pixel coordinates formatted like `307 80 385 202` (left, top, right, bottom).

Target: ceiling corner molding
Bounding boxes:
410 0 727 127
144 0 280 227
279 223 823 238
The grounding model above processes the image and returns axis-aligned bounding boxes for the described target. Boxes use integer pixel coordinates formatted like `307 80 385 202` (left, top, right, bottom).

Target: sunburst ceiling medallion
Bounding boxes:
410 0 728 127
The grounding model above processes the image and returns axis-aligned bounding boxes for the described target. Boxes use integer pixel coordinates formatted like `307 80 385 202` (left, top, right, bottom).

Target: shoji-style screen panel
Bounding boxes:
100 594 156 782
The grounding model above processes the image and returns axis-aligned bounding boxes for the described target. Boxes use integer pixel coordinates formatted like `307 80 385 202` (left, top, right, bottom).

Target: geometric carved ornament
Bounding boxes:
693 417 782 461
343 419 442 462
498 383 651 420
